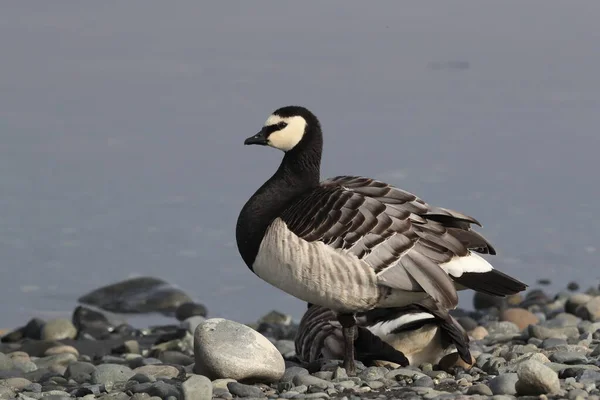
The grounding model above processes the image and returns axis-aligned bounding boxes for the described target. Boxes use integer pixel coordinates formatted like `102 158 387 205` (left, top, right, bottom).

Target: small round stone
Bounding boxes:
515 360 560 395
182 374 212 400
500 308 540 331
40 319 77 341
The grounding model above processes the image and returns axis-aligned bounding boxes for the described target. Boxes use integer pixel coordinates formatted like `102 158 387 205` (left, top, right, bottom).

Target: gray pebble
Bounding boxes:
227 381 264 398
280 391 300 399
301 393 330 399
516 360 560 395
40 319 77 341
359 366 385 381
280 366 309 383
97 392 130 400
542 338 568 348
467 383 493 396
182 374 212 400
412 376 434 388
577 369 600 384
529 325 579 340
488 373 518 395
312 371 333 380
130 394 152 400
65 361 97 384
551 351 588 364
33 353 77 370
0 386 15 400
292 374 332 389
0 354 13 372
384 368 426 381
91 364 135 385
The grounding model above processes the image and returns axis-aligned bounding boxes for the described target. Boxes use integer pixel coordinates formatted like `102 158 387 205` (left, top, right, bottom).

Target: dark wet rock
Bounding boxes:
182 374 212 400
473 292 505 310
576 296 600 322
566 294 593 315
456 316 478 331
280 366 309 383
567 282 580 291
467 383 493 395
1 318 45 343
128 357 162 369
130 380 181 398
550 351 588 364
157 350 193 366
64 361 97 383
515 360 561 395
227 381 264 398
537 278 552 285
41 319 77 341
521 289 552 308
542 337 568 348
193 318 284 382
78 276 193 315
128 372 155 384
175 302 207 321
72 306 115 339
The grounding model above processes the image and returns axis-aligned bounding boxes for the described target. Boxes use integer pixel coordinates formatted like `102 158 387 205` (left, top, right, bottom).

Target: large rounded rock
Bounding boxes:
78 277 193 315
515 360 560 395
193 318 284 382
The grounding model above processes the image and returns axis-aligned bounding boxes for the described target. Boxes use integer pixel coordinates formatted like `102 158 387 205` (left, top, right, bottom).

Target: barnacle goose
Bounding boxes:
295 299 471 368
236 105 526 374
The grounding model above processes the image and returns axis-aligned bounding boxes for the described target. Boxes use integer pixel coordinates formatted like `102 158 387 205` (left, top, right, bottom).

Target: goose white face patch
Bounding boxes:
264 115 307 151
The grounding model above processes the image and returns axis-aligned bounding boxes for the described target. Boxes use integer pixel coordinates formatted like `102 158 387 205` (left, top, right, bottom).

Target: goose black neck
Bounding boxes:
236 124 323 269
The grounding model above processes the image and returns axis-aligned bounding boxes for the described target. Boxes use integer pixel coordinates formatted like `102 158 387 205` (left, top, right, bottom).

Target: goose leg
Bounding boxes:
337 313 357 375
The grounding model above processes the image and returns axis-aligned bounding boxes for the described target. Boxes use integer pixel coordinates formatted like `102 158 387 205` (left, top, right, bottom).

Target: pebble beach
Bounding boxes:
1 277 600 400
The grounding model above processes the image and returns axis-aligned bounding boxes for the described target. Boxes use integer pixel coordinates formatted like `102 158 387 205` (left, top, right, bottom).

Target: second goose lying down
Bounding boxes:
295 299 472 368
236 106 526 373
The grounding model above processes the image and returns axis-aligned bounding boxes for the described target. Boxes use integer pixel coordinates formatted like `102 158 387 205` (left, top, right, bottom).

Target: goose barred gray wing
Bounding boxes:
282 175 525 298
280 176 523 308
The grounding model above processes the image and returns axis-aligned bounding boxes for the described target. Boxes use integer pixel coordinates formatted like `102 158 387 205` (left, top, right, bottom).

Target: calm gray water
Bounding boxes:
1 1 599 329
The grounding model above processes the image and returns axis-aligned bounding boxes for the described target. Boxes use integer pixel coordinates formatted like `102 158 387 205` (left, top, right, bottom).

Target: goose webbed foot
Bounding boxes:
337 313 358 375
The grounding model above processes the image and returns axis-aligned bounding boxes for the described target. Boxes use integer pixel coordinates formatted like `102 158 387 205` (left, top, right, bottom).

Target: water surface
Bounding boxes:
1 1 599 328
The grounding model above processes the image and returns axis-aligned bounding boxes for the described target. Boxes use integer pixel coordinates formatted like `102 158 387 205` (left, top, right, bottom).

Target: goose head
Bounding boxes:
244 105 321 152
